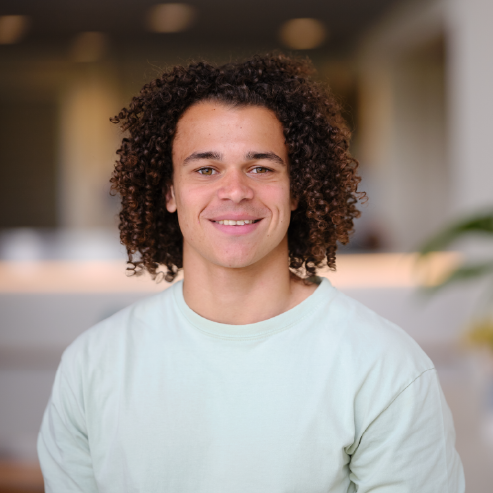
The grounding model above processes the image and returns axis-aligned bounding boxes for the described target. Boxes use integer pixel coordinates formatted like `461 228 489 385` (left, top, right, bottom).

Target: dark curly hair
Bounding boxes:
110 53 364 282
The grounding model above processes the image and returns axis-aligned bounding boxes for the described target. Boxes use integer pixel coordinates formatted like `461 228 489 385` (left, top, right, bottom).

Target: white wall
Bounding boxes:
357 0 493 251
358 0 449 251
446 0 493 214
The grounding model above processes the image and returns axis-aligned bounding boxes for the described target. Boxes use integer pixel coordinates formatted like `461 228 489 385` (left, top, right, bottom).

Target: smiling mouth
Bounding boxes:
212 219 261 226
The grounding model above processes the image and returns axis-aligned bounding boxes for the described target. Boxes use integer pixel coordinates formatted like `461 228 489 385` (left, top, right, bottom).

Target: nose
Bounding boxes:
216 169 254 203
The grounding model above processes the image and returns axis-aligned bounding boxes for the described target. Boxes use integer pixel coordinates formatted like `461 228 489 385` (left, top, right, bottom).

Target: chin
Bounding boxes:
206 247 262 270
211 255 258 270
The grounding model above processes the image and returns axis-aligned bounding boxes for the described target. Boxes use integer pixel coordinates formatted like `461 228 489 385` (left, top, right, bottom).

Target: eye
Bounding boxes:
251 167 270 174
197 167 217 175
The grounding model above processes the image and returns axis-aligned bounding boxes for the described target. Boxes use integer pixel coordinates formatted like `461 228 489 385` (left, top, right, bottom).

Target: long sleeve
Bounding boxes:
348 369 465 493
37 356 98 493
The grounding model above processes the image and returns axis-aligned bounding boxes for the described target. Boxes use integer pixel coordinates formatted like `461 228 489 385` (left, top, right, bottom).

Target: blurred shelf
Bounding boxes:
0 252 460 293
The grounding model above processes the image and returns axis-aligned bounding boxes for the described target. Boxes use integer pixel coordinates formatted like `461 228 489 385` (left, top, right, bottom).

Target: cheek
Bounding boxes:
177 185 205 212
175 184 212 233
259 184 292 216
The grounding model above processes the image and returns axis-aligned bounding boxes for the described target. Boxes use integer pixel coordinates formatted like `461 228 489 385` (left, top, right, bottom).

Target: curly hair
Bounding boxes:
110 53 364 282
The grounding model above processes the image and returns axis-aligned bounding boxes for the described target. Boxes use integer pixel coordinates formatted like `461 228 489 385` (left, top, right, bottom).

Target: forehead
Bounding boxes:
177 100 282 128
172 101 286 160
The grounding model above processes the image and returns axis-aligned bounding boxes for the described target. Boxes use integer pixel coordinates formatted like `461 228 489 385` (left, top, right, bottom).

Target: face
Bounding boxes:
167 101 296 270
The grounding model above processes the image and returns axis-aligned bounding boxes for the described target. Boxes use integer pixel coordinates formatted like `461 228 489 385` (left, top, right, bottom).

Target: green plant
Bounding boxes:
418 209 493 349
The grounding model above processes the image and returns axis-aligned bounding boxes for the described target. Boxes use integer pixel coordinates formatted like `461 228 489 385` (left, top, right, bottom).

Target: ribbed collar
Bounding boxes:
172 277 337 340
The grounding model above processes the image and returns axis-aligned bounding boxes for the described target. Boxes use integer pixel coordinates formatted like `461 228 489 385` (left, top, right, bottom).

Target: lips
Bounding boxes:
208 214 261 222
213 219 261 225
208 217 263 235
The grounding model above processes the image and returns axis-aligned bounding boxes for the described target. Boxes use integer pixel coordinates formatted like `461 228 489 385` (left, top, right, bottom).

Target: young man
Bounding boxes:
38 55 465 492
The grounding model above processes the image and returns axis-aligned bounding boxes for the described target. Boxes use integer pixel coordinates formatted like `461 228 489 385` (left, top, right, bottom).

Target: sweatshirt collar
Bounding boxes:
173 277 337 339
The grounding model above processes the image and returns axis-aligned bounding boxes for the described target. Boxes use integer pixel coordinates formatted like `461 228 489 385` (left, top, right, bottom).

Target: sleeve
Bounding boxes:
348 369 465 493
37 355 98 493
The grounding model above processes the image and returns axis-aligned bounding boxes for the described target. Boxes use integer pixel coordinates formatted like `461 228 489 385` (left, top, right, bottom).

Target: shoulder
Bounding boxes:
317 280 434 394
59 282 181 375
335 288 430 359
316 282 437 437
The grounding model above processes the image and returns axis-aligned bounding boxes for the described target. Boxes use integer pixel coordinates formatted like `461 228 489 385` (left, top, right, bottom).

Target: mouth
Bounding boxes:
212 219 262 226
208 217 263 235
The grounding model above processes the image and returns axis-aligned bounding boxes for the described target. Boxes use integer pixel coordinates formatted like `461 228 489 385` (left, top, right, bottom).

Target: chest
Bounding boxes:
86 345 356 492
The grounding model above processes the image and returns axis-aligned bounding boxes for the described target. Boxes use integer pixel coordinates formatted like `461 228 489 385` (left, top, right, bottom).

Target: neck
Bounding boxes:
181 239 316 325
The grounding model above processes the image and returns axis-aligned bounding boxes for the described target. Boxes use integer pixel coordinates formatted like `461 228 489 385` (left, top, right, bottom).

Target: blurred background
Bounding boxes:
1 0 493 490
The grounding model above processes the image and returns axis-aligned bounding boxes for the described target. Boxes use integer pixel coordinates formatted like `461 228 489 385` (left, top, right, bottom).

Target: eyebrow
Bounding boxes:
245 151 285 166
182 151 222 165
182 150 285 166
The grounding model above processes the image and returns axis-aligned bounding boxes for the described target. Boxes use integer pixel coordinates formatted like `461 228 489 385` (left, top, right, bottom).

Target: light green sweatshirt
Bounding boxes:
38 278 465 492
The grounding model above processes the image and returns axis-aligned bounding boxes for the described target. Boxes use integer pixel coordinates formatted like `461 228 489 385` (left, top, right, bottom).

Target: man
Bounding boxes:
38 54 465 492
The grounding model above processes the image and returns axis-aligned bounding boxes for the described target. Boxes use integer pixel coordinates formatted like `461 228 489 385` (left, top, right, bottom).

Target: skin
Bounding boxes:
167 101 316 325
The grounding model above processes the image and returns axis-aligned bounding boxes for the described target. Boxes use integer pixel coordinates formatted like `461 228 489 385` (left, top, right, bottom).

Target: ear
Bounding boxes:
290 195 299 211
166 185 177 213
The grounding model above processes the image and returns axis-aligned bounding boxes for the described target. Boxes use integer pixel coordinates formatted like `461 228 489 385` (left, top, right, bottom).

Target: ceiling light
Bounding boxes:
0 15 30 44
279 18 327 50
147 3 196 33
71 32 108 63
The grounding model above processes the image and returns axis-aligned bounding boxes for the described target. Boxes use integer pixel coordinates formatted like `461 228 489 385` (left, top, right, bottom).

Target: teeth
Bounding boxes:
217 220 254 225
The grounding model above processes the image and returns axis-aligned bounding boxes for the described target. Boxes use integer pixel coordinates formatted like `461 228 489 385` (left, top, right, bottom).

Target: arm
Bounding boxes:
37 357 98 493
348 369 465 493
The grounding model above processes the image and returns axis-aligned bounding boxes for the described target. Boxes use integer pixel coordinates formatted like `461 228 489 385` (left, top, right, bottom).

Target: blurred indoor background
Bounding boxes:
1 0 493 491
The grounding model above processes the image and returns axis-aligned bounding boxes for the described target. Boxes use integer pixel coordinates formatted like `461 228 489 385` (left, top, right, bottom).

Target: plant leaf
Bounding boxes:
419 211 493 255
422 260 493 294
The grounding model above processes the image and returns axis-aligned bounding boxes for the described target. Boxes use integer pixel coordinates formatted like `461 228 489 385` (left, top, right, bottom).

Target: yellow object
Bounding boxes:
466 318 493 352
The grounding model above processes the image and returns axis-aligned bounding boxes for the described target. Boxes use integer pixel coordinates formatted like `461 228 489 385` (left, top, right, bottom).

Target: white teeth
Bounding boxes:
217 220 254 225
